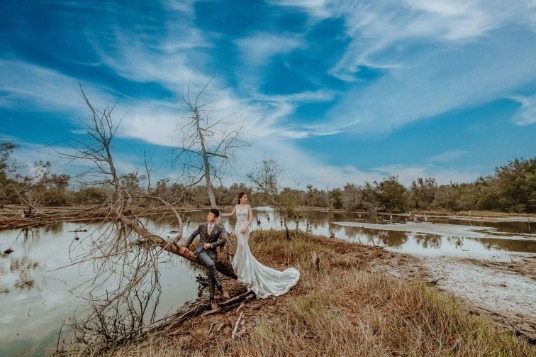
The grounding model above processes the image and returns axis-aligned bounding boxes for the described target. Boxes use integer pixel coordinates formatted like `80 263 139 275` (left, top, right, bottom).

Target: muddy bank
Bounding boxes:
335 217 536 343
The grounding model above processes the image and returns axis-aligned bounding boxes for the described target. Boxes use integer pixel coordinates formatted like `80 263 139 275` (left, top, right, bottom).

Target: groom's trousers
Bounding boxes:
196 250 222 300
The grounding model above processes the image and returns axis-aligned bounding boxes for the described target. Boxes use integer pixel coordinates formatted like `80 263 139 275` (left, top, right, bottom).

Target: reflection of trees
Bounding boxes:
446 236 465 249
0 228 44 293
7 257 40 292
471 238 536 253
340 226 408 247
332 213 344 221
16 227 39 244
377 230 408 247
491 221 532 234
414 234 442 249
43 222 64 234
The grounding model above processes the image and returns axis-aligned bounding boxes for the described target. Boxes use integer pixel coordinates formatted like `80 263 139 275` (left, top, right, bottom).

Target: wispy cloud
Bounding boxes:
331 28 536 133
236 33 304 68
511 95 536 126
267 0 333 19
428 150 466 163
371 163 481 185
2 0 534 189
0 60 89 114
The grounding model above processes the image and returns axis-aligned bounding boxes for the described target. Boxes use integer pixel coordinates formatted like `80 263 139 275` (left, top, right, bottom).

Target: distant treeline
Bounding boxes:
1 142 535 213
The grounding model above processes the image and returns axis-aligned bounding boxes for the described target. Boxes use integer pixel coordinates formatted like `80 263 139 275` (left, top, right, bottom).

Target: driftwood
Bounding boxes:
162 290 256 333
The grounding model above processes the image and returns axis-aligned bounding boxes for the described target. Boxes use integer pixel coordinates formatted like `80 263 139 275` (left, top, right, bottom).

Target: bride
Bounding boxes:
220 192 300 298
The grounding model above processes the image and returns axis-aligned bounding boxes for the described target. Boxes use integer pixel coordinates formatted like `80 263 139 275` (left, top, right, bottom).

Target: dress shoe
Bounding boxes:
218 288 230 299
210 300 219 310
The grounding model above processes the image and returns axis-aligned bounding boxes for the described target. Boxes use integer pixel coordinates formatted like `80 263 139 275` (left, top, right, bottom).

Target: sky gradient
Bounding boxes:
1 0 536 189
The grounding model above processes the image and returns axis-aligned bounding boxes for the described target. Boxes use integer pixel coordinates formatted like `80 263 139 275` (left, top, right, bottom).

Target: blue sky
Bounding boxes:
1 0 535 189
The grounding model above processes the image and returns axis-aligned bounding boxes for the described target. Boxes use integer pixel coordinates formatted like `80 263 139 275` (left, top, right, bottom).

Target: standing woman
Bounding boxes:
221 192 300 298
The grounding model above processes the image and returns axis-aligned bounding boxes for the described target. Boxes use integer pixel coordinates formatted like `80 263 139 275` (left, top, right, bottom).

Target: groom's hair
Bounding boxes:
209 208 220 217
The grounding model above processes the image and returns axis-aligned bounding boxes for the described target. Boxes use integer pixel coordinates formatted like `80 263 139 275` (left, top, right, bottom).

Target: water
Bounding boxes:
1 208 534 355
0 221 199 356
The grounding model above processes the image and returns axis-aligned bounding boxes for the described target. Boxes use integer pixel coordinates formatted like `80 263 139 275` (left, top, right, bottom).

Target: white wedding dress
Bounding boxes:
232 204 300 299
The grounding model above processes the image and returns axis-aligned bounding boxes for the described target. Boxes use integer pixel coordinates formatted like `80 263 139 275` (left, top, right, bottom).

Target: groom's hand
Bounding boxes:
178 246 188 255
203 243 211 250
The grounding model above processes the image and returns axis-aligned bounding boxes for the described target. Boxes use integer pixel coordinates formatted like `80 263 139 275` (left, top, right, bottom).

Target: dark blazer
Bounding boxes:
181 223 227 258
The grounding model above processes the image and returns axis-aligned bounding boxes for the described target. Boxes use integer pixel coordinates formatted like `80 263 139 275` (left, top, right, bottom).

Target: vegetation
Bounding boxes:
108 230 535 356
1 139 535 215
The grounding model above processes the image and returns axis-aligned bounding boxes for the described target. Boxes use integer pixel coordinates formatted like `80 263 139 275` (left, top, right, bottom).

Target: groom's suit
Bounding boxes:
183 223 227 258
181 223 227 300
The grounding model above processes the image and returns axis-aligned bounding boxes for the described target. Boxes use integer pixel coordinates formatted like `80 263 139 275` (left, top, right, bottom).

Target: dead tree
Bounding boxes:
174 80 247 208
247 158 294 240
55 84 236 354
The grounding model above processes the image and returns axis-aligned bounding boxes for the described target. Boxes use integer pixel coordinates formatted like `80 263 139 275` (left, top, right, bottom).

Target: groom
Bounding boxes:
178 208 230 309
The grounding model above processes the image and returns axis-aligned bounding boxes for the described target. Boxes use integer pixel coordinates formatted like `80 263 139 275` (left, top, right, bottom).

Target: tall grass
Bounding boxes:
222 271 529 356
110 230 534 357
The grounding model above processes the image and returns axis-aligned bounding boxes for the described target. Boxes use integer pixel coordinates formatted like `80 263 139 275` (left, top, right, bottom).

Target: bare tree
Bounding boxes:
55 84 236 353
174 80 247 208
0 142 17 209
247 157 294 240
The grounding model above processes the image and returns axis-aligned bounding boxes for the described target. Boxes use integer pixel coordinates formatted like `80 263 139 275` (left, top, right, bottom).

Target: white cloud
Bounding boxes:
262 0 536 138
228 133 382 189
267 0 332 19
371 164 481 186
332 0 535 80
236 33 304 68
84 1 211 92
428 150 466 163
4 0 534 190
268 0 536 80
0 60 88 114
511 95 536 125
323 26 536 134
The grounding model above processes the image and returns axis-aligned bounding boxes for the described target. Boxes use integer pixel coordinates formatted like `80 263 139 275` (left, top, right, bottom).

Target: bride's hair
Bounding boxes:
238 191 247 204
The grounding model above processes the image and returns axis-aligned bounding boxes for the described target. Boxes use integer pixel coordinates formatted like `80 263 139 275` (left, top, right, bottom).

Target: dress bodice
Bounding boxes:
236 204 249 227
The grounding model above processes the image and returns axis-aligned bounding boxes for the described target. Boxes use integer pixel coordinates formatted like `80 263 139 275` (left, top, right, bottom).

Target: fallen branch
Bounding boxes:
425 276 445 285
232 311 243 339
162 290 256 333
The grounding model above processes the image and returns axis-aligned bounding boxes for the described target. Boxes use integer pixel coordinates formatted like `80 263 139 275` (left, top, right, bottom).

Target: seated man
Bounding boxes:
178 208 230 309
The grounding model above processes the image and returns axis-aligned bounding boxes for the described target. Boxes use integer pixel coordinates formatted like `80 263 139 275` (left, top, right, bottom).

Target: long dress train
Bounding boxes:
232 204 300 299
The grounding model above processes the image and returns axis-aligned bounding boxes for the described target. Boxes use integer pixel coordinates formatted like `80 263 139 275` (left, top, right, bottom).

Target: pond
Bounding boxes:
1 208 535 355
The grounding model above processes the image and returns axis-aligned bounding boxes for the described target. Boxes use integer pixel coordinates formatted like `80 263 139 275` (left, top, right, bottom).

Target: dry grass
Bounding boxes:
109 230 535 357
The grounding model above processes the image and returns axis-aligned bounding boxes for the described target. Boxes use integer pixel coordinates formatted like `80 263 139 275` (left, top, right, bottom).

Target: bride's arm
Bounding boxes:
219 205 236 217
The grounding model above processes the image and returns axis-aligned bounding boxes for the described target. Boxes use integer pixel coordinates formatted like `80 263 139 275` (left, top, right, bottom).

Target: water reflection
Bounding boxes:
424 217 533 234
0 222 199 356
339 226 409 247
475 237 536 252
335 223 536 255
